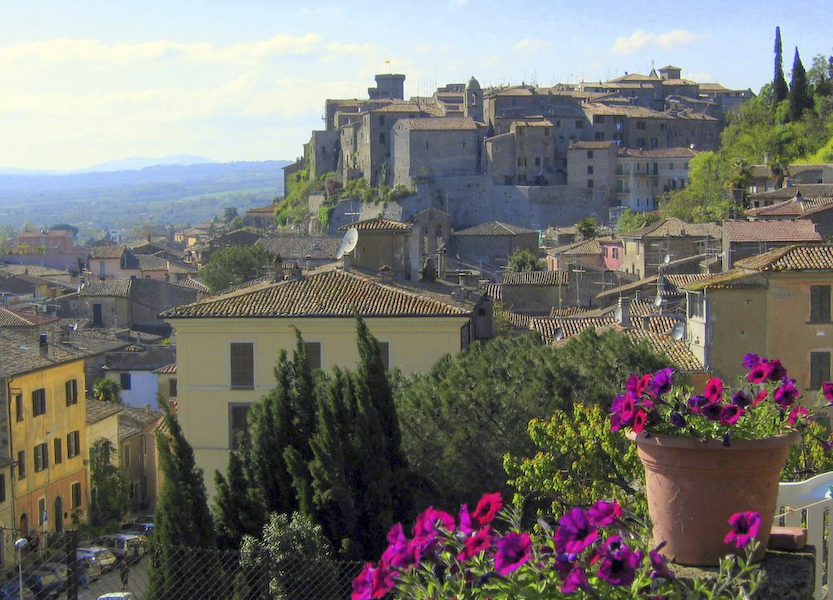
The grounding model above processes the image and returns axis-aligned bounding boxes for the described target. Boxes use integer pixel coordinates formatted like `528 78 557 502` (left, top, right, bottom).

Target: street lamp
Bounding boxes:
14 537 27 597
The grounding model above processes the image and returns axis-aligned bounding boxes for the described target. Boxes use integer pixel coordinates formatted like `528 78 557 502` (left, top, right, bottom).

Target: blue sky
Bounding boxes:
1 0 831 170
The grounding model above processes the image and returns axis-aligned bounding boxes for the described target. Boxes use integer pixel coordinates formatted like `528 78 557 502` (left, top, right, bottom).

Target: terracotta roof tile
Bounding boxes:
733 244 833 271
549 238 602 256
619 147 699 159
453 221 536 236
153 363 177 374
338 218 411 232
625 330 704 372
80 280 132 297
748 184 833 201
161 268 472 319
0 307 58 327
399 117 478 131
502 271 568 285
723 220 821 243
258 235 341 259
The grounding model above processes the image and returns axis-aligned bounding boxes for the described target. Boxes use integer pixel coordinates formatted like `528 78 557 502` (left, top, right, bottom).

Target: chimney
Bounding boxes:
616 297 631 328
290 263 302 278
342 253 351 272
379 264 393 284
39 332 48 357
784 177 791 188
304 255 313 271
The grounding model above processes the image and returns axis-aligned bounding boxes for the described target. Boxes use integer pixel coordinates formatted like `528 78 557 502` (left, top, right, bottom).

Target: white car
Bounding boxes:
78 546 118 579
98 594 136 600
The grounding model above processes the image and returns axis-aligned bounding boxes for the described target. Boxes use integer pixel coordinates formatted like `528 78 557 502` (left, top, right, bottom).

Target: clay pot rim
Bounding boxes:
626 429 801 449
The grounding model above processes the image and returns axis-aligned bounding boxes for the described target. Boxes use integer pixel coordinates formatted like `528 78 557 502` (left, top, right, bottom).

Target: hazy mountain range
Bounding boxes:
0 154 217 175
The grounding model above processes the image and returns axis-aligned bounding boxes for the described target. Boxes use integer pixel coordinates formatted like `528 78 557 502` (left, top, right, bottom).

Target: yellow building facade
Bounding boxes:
163 266 484 498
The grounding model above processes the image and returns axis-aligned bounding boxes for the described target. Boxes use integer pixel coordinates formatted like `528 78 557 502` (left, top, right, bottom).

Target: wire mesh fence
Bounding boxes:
0 528 364 600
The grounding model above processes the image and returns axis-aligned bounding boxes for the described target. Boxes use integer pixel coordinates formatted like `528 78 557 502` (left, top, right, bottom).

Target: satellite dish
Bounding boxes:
335 228 359 259
654 295 664 307
553 327 564 341
663 254 672 264
613 306 622 321
670 322 686 341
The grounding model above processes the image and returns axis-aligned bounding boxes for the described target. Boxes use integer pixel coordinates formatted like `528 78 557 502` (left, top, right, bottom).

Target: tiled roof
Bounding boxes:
502 271 568 285
177 277 210 293
0 329 89 377
481 283 501 302
623 218 721 239
103 346 176 371
625 329 704 372
119 404 163 438
582 103 669 118
80 280 133 297
549 306 595 317
399 117 478 131
87 401 123 425
0 307 58 327
619 147 698 159
549 238 602 256
569 141 615 150
247 204 278 214
664 273 713 292
748 184 833 201
530 316 616 341
89 245 125 259
684 270 767 291
453 221 536 236
0 265 70 278
153 363 177 374
723 219 821 243
161 267 472 319
339 218 411 232
134 254 170 271
732 244 833 272
258 235 341 260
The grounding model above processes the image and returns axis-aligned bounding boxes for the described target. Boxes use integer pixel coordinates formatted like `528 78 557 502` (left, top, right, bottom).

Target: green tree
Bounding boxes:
223 206 239 222
661 151 732 221
148 401 217 600
93 378 122 404
88 438 129 526
49 224 79 238
616 209 661 233
773 26 789 104
808 53 833 97
214 449 265 549
575 217 597 240
505 249 541 272
790 47 813 121
199 244 276 293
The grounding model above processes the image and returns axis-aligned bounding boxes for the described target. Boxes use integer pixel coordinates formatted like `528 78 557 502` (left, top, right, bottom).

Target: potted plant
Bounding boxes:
611 354 832 566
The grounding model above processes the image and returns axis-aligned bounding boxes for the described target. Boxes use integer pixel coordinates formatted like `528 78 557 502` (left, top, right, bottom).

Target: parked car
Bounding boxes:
0 579 36 600
98 594 136 600
95 534 145 564
77 546 118 579
23 563 67 599
120 522 153 536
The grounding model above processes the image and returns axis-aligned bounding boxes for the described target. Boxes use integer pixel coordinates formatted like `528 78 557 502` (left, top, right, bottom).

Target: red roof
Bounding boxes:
723 220 821 243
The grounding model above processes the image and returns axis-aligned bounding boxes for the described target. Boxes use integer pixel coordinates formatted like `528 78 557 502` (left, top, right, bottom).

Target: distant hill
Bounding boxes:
0 160 292 240
73 154 218 173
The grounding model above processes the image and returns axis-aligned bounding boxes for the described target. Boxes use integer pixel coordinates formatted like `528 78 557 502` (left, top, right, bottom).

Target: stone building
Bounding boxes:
392 117 480 187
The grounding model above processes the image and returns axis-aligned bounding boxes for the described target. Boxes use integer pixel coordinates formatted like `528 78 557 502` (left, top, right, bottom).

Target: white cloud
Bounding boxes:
685 70 713 83
513 38 551 54
610 29 701 55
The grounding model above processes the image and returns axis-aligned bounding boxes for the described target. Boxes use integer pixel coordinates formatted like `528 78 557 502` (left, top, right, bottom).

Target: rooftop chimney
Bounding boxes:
39 332 48 357
379 264 393 284
616 297 632 329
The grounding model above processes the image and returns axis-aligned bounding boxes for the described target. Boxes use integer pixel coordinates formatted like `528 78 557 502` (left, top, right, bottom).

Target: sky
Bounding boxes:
1 0 831 171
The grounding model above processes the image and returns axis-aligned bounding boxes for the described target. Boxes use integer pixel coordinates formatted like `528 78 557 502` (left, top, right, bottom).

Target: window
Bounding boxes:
534 157 541 166
378 342 391 371
229 404 252 450
123 444 131 468
38 498 46 526
811 352 831 389
594 132 605 141
587 150 594 159
612 248 619 259
378 115 385 126
544 127 550 136
71 483 82 508
587 179 594 188
139 435 146 461
65 379 78 406
67 431 80 458
636 121 646 130
17 451 25 479
169 378 178 397
305 342 322 370
230 342 255 389
688 292 705 319
34 443 48 472
593 115 605 124
810 286 831 322
378 132 386 144
587 165 594 175
0 474 5 503
575 120 583 128
32 389 46 417
14 394 22 422
53 438 62 464
517 157 527 167
120 373 132 390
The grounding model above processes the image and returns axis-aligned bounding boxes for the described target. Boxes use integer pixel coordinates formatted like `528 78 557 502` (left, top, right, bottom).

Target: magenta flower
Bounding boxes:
753 389 768 405
561 566 591 594
704 377 723 403
411 507 455 538
701 403 723 421
626 373 651 396
494 532 531 576
554 508 598 554
650 368 675 397
823 381 833 404
632 409 648 433
742 353 761 369
471 493 503 528
718 404 743 426
687 394 708 412
594 535 644 587
724 511 761 549
648 542 675 581
747 362 775 383
773 378 800 407
731 390 751 408
382 523 416 569
768 359 787 381
788 405 808 425
587 499 622 527
458 503 474 534
352 563 375 600
457 526 493 562
370 559 396 599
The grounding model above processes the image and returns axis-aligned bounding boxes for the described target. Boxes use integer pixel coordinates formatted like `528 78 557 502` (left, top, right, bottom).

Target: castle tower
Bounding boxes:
464 76 483 122
368 74 406 100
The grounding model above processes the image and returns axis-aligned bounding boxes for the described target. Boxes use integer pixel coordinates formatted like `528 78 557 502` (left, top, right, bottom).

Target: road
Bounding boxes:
68 558 149 600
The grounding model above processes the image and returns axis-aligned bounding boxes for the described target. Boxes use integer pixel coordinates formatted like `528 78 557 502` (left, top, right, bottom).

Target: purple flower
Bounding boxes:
650 368 675 397
742 353 761 369
773 378 800 408
719 404 743 426
768 359 787 381
457 526 493 562
370 559 396 598
594 535 644 587
701 403 723 421
687 395 708 412
554 508 598 555
747 362 775 383
724 511 761 549
458 503 474 534
561 567 591 594
381 523 415 569
669 412 686 428
731 390 751 408
649 542 675 581
626 373 652 396
587 499 622 527
352 563 375 600
494 532 532 576
823 381 833 404
703 377 723 403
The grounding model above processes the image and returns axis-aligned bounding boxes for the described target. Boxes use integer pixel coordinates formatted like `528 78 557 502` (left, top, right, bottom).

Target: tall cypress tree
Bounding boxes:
148 402 217 600
773 26 789 103
790 47 812 120
213 449 264 549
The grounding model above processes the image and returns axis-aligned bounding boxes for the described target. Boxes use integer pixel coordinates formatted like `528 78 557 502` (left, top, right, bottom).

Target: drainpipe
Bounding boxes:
5 378 17 534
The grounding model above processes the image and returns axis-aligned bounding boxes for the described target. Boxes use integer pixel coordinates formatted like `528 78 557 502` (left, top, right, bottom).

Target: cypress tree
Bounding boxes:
773 26 788 103
790 47 812 120
213 449 265 549
148 402 217 600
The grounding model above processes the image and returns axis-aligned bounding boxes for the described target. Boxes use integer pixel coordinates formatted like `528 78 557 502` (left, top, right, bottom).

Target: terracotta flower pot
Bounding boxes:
628 431 799 566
